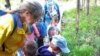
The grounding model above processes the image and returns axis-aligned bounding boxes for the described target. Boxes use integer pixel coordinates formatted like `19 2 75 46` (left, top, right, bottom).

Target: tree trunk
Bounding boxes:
80 0 83 10
76 0 80 35
5 0 11 10
82 0 85 10
21 0 23 2
77 0 80 18
86 0 89 15
95 0 97 7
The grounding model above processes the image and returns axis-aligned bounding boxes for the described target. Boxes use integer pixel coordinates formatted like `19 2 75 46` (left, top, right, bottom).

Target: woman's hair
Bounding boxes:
18 1 44 19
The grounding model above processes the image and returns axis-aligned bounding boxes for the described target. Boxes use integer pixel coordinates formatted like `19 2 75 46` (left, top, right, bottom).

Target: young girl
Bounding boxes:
44 26 60 46
48 26 59 41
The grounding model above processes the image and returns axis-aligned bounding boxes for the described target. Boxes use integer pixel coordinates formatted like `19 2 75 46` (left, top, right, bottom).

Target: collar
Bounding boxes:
12 13 22 28
48 47 53 53
38 45 56 56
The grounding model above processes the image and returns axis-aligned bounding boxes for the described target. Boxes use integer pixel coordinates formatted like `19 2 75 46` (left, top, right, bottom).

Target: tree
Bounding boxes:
75 0 80 35
82 0 85 10
21 0 23 2
5 0 11 10
86 0 90 15
95 0 97 7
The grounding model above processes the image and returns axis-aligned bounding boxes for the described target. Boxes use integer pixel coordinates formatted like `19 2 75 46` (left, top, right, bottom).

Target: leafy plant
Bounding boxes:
62 6 100 56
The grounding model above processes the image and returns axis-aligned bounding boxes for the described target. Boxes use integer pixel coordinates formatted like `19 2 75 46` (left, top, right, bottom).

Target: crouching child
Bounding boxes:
37 35 70 56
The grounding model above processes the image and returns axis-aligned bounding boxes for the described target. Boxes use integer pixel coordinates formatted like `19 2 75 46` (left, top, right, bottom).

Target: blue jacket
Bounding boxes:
44 2 60 22
38 45 56 56
36 21 47 38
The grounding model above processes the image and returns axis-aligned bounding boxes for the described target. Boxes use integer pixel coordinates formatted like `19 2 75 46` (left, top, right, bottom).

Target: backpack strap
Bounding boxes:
11 13 17 34
0 10 7 16
2 13 17 51
54 3 60 21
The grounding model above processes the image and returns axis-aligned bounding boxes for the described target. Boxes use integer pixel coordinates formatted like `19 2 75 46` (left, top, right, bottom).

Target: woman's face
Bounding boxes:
21 10 39 25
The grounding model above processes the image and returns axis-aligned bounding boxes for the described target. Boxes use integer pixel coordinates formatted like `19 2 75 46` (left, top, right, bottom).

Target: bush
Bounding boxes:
62 6 100 56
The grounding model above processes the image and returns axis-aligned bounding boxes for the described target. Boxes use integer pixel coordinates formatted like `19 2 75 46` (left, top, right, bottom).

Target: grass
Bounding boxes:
61 6 100 56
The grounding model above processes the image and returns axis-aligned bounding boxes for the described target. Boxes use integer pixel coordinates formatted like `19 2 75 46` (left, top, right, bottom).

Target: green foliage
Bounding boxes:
93 37 100 48
62 6 100 56
63 9 76 19
66 44 94 56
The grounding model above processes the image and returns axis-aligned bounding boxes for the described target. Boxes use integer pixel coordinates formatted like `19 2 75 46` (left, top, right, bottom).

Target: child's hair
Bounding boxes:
23 41 37 56
48 26 60 36
48 26 60 41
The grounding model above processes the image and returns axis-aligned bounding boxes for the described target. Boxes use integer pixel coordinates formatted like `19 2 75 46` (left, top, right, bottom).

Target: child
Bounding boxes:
23 41 37 56
16 23 40 56
48 26 59 41
46 10 60 35
38 35 70 56
36 20 47 48
50 10 59 27
44 26 59 46
44 0 60 26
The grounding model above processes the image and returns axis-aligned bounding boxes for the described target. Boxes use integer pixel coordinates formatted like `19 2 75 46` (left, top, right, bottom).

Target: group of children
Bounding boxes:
0 0 70 56
20 0 70 56
19 21 70 56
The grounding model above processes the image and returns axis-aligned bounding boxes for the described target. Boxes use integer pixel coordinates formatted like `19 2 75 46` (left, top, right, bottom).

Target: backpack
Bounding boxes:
36 21 47 38
0 11 17 30
44 2 60 22
26 23 40 40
